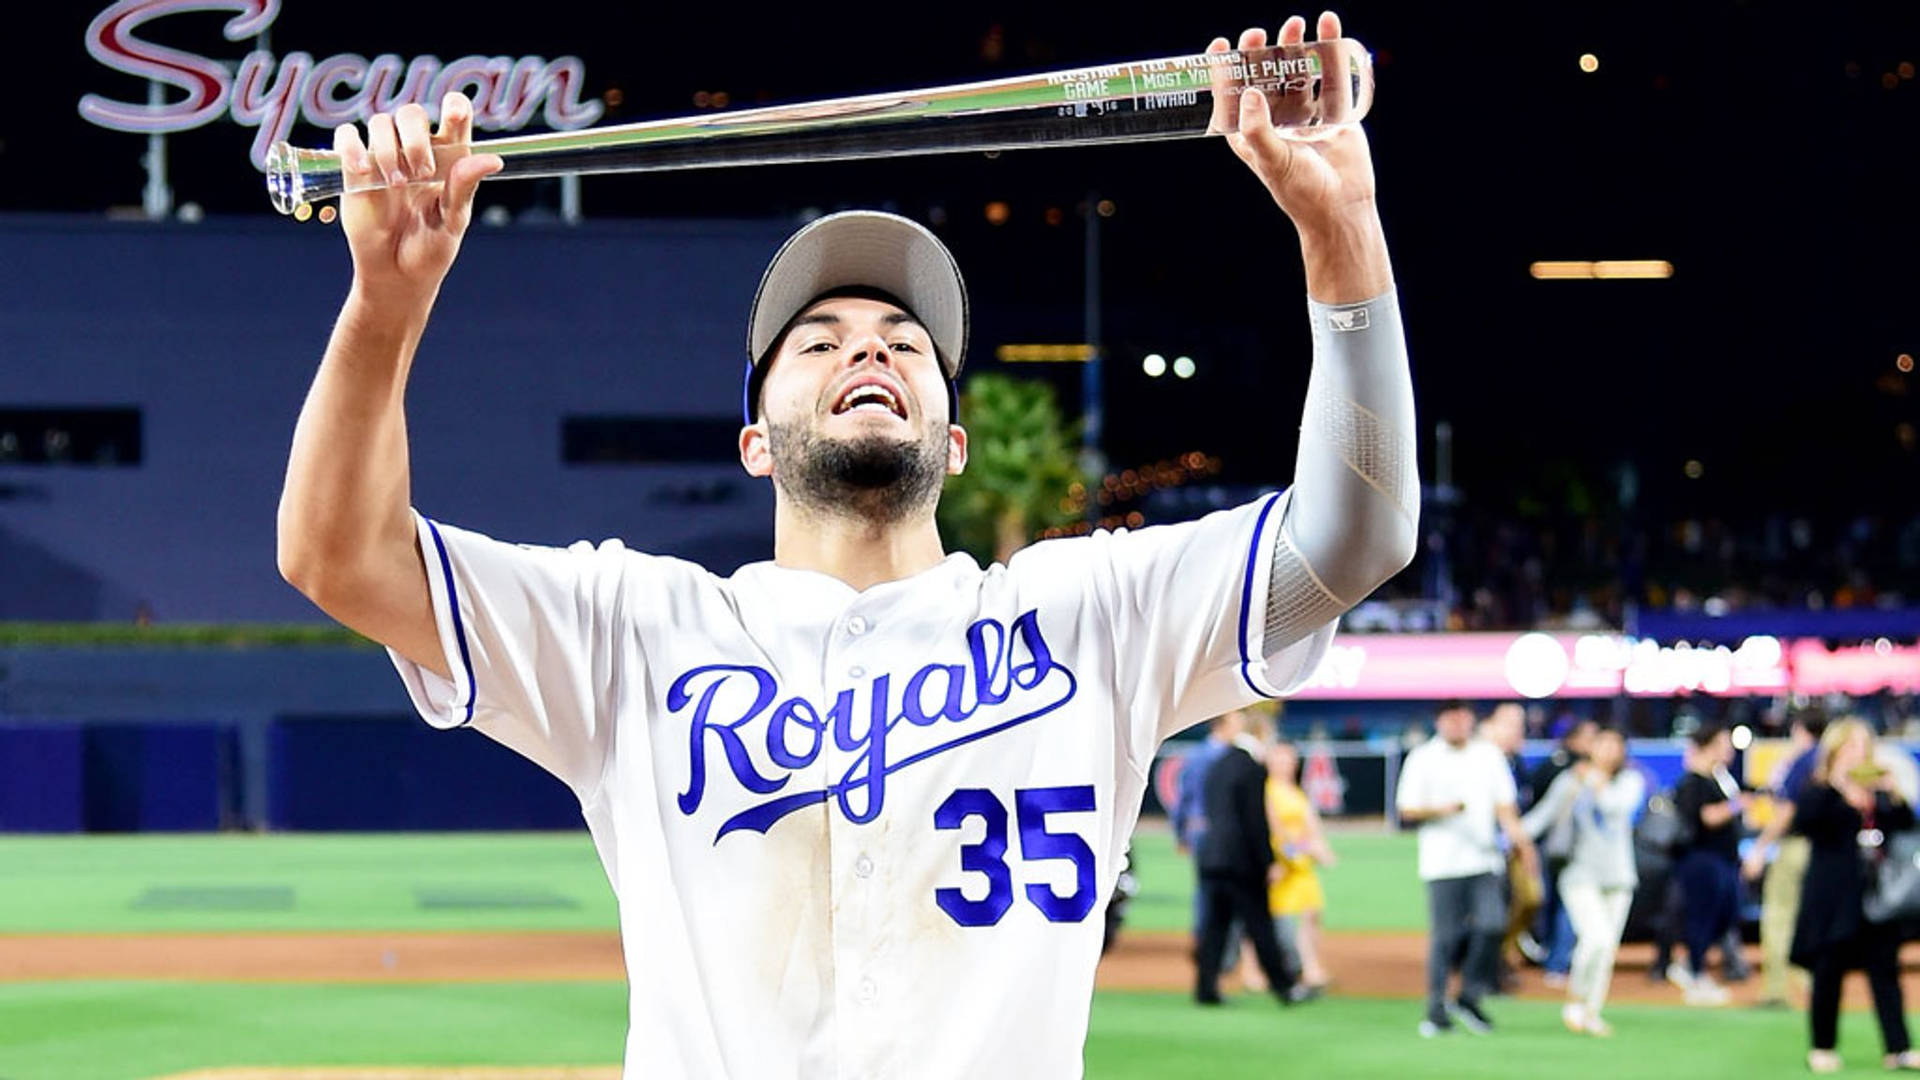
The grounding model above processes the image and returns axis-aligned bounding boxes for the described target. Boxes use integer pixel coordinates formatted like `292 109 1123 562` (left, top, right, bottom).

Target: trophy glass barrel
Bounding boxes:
265 38 1372 216
266 141 346 215
263 140 298 216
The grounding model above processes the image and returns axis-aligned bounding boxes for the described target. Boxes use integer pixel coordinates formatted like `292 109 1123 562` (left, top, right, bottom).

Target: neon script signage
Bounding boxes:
1289 633 1920 701
80 0 604 169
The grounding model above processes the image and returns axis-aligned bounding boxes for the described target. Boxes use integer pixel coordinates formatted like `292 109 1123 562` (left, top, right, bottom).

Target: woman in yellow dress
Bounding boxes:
1267 739 1338 997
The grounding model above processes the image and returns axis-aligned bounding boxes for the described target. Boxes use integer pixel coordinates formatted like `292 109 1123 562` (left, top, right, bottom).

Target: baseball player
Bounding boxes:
277 12 1414 1078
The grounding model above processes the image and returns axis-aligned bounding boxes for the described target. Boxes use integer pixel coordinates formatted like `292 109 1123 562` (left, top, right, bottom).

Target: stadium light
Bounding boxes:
1530 260 1674 280
995 343 1093 363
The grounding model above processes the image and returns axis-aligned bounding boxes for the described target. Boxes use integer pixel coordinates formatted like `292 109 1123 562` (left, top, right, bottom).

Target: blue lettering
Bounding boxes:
1010 610 1056 689
671 611 1079 842
670 664 786 815
967 619 1013 708
833 674 890 824
902 664 970 726
766 697 824 770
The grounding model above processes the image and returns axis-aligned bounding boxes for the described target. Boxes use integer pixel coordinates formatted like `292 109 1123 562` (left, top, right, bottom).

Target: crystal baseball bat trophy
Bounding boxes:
266 39 1371 216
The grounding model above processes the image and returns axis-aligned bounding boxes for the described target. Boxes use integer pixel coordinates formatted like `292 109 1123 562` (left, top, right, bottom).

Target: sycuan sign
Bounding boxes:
80 0 604 168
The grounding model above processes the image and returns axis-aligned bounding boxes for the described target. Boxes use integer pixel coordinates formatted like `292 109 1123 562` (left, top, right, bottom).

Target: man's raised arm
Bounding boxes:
1212 12 1417 653
276 93 502 676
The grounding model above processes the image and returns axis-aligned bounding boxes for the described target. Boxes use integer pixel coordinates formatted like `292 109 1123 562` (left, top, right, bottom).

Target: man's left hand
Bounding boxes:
1209 11 1391 304
1211 12 1376 235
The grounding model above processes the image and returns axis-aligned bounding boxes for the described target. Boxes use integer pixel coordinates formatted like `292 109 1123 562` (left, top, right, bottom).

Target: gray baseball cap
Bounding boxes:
747 210 969 379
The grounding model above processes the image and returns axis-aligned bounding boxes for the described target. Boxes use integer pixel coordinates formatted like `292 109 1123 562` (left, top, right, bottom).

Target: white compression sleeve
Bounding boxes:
1266 289 1420 655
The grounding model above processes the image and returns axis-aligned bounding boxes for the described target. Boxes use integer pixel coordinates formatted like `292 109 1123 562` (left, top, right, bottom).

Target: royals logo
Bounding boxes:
80 0 602 169
670 610 1078 843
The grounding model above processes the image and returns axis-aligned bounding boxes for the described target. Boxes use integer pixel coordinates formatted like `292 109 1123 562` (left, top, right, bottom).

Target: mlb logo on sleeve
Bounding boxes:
1327 308 1370 333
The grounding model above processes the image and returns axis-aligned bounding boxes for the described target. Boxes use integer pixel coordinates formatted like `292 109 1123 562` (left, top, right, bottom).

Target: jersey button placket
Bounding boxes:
830 599 902 1077
843 609 871 680
825 605 874 1073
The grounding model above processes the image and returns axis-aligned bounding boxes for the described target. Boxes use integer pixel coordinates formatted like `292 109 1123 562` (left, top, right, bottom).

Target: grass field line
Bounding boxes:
146 1069 619 1080
5 925 1871 1012
0 988 1848 1080
0 931 624 983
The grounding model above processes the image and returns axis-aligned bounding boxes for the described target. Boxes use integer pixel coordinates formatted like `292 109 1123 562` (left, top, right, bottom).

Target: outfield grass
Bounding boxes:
0 982 624 1080
1124 824 1424 933
1087 992 1867 1078
0 834 616 932
0 983 1877 1080
0 827 1424 936
0 829 1886 1079
0 623 370 647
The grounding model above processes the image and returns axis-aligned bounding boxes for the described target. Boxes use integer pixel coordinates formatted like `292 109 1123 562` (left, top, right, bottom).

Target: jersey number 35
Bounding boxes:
933 785 1097 927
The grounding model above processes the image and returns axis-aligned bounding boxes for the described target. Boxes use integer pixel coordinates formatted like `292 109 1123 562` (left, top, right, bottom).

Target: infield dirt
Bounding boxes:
0 929 1895 1009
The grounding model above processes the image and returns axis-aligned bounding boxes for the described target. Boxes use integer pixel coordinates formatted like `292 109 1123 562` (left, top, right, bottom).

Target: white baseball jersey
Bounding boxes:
1394 737 1518 881
390 489 1333 1079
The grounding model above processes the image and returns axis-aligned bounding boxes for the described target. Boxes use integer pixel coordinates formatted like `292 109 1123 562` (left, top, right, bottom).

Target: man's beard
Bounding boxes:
769 420 947 525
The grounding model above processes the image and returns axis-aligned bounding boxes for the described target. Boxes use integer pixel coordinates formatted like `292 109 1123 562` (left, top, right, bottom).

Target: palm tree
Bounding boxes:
937 373 1087 565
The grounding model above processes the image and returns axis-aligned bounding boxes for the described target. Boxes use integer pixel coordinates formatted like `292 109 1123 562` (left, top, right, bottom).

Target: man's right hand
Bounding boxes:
334 92 503 310
1401 802 1464 823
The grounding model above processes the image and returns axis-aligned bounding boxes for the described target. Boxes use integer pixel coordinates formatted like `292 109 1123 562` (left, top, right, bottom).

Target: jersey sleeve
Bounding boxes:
1067 490 1336 760
1394 747 1431 814
389 511 634 799
1520 771 1574 839
1485 746 1519 807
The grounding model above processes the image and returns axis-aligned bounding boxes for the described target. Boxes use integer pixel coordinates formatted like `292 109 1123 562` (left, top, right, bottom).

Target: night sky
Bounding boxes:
7 0 1917 529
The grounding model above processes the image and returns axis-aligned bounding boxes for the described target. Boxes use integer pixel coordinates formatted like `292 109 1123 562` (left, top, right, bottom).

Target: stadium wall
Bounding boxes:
0 214 800 622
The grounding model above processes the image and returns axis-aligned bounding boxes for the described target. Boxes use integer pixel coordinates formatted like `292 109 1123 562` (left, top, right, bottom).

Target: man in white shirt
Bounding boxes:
1396 699 1538 1037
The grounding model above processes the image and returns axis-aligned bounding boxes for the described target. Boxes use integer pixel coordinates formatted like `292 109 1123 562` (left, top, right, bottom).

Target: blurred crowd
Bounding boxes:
1169 700 1920 1073
1377 509 1920 631
1506 694 1920 746
1171 706 1337 1007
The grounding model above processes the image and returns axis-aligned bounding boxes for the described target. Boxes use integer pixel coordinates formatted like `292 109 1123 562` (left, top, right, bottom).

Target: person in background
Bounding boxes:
1173 711 1244 978
1483 704 1533 805
1480 703 1541 989
1717 899 1754 985
1173 712 1239 856
1874 737 1920 805
1531 718 1600 797
1194 709 1296 1006
1741 708 1828 1009
1522 725 1644 1036
1266 738 1337 999
1791 719 1920 1074
1529 717 1598 986
1669 723 1746 1006
1396 700 1539 1037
